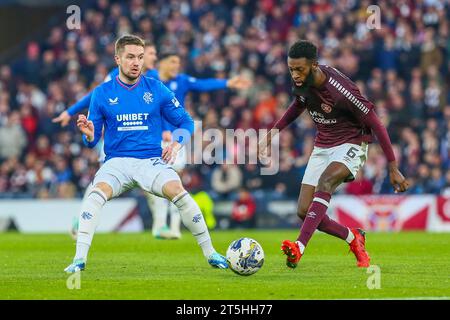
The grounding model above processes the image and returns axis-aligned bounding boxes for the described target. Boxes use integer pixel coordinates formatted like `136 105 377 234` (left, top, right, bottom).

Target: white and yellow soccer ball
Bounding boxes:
226 237 264 276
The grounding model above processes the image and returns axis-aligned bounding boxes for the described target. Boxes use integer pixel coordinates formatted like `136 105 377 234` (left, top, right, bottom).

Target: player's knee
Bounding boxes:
162 180 186 201
93 182 112 200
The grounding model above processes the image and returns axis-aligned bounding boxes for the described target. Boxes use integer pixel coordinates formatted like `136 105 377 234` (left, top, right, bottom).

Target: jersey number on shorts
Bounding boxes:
346 147 359 159
151 158 163 166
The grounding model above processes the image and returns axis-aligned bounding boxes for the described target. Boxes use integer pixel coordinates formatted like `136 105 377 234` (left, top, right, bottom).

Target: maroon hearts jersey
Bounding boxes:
293 65 374 148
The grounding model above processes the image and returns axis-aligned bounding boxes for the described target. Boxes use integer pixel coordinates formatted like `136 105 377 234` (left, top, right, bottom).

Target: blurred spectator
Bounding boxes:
19 102 39 145
335 47 359 78
420 28 443 73
31 135 53 162
56 182 77 198
345 170 374 195
441 171 450 197
15 42 41 85
230 188 256 228
0 0 448 199
0 111 27 160
377 34 398 71
53 156 72 184
242 163 263 190
211 163 242 199
271 130 301 198
40 50 63 85
428 167 445 194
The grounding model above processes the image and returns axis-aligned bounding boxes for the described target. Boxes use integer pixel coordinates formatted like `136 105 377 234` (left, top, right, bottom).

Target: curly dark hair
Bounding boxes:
288 40 318 61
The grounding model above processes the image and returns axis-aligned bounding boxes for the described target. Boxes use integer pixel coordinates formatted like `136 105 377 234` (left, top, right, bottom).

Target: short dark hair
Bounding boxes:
288 40 318 61
115 35 145 55
159 51 179 61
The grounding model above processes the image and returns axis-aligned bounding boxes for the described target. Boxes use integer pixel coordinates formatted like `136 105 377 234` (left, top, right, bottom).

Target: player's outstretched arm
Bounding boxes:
333 73 409 193
193 75 251 91
185 74 250 92
159 82 195 163
226 75 251 90
52 91 93 127
185 75 227 91
258 98 306 160
362 110 409 193
272 97 306 132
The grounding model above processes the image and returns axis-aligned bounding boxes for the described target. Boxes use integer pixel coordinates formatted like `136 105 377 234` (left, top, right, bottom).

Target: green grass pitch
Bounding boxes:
0 230 449 300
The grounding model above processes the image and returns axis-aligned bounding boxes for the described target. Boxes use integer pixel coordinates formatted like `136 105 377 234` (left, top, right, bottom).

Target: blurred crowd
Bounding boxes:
0 0 449 202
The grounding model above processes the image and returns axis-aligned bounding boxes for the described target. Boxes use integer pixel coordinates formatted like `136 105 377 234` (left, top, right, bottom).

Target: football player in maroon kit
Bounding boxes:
258 40 409 269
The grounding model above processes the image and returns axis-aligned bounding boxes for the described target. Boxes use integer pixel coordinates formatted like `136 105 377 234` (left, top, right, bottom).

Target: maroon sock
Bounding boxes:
317 215 350 241
297 191 331 246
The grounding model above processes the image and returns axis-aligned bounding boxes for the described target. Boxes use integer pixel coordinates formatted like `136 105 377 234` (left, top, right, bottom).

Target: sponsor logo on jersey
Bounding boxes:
116 113 149 131
309 110 337 124
116 113 149 121
143 92 153 104
109 97 119 105
170 81 178 91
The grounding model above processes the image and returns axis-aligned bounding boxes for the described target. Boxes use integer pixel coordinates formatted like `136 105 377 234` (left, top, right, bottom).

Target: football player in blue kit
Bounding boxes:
64 35 228 273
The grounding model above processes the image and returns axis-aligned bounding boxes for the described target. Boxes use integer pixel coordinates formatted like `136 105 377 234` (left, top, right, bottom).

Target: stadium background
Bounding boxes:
0 0 449 232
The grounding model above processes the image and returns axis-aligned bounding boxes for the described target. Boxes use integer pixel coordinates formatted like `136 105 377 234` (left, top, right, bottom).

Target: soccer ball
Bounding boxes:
226 237 264 276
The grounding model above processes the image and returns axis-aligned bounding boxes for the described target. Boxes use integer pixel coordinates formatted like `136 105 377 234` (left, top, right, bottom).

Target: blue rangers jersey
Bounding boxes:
84 75 194 161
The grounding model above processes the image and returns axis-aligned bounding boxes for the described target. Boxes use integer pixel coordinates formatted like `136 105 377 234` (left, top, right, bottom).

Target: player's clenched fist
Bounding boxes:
388 162 410 193
77 114 94 141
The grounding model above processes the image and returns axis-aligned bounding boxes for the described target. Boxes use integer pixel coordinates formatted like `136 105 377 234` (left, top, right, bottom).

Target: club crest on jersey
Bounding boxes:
109 97 119 105
143 92 153 104
321 103 332 113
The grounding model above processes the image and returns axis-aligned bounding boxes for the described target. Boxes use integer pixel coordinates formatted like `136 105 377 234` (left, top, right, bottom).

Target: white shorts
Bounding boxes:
302 142 368 187
93 157 180 198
